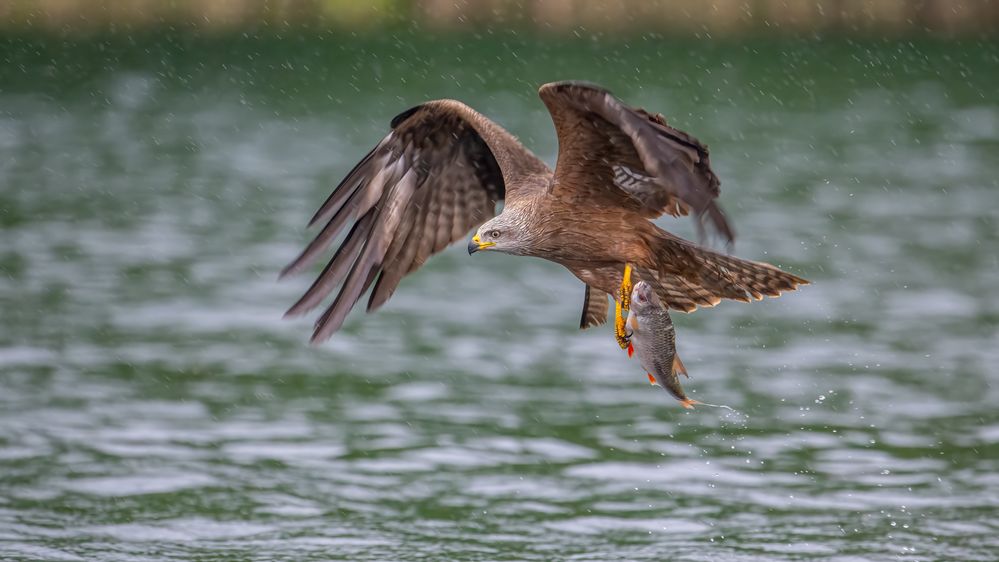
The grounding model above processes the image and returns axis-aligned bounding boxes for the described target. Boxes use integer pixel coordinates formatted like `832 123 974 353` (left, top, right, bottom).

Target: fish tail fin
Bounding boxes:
673 354 688 378
680 398 699 410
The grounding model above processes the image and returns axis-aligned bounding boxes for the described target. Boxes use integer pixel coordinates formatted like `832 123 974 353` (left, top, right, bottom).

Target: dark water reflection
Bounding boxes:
1 34 997 561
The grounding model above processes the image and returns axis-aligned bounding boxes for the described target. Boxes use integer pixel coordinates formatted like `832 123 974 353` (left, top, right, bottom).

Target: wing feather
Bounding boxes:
579 285 610 329
366 199 426 312
285 211 375 316
280 185 366 278
311 168 420 341
365 200 425 312
306 136 389 228
285 100 551 342
281 147 405 278
538 81 733 245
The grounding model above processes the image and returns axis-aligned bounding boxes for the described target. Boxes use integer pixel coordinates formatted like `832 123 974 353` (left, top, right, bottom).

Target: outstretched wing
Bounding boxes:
283 100 550 342
538 81 733 244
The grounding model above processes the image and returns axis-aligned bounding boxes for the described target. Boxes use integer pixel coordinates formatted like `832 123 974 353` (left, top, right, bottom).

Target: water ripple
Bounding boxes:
1 36 997 562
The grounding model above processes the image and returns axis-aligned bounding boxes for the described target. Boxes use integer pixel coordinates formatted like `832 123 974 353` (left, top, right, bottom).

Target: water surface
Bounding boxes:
1 33 997 561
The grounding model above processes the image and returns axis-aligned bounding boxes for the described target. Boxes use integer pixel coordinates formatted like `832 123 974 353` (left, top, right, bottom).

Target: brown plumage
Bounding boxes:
580 285 611 329
283 81 808 342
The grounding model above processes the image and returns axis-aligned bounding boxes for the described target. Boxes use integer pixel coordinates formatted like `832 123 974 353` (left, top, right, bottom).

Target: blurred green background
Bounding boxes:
1 0 998 33
2 2 998 561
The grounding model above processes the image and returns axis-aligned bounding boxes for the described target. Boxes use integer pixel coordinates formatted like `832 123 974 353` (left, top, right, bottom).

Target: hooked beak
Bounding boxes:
467 233 495 255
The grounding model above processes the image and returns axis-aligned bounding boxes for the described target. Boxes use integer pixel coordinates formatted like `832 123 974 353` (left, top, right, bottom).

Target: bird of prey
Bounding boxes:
282 81 808 342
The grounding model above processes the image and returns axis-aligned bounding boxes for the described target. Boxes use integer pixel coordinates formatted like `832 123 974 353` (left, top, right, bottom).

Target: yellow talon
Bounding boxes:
619 263 633 310
615 300 628 349
614 263 633 350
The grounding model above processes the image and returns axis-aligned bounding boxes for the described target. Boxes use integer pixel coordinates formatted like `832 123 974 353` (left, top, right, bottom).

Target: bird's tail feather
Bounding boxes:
646 234 809 313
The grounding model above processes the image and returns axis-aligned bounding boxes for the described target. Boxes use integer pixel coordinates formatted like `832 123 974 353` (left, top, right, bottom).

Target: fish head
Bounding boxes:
629 281 659 314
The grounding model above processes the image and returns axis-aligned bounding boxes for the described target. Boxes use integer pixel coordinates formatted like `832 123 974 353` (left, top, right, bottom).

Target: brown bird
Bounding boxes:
282 81 808 342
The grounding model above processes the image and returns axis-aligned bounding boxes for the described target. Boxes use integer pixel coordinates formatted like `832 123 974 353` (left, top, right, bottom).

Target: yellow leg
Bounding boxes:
618 263 633 310
614 264 633 349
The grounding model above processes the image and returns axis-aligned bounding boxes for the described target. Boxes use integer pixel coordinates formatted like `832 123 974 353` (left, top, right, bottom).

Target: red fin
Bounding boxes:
647 373 658 386
673 355 688 378
679 398 699 410
627 342 634 358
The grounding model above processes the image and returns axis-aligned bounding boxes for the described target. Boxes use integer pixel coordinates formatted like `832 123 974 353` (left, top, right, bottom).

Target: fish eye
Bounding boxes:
489 230 501 239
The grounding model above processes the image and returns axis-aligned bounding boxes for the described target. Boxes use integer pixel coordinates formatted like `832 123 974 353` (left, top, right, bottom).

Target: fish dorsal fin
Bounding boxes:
673 354 688 378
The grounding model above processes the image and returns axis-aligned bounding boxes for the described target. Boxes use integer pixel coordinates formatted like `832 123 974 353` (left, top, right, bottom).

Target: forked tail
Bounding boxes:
647 231 809 313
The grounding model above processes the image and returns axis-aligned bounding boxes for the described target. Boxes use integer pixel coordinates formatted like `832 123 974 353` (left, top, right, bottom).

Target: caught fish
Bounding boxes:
625 280 698 409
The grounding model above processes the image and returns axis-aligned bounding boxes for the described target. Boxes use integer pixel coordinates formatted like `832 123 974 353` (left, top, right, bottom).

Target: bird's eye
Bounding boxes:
489 230 501 239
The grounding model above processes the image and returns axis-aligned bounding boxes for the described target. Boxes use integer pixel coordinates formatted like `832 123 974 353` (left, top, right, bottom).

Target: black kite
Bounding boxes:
282 81 808 342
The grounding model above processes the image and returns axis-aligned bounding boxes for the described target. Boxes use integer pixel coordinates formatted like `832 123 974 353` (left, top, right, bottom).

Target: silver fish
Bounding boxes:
626 281 696 409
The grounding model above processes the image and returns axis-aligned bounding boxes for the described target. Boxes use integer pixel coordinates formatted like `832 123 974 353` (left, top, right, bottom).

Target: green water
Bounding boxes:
1 32 998 561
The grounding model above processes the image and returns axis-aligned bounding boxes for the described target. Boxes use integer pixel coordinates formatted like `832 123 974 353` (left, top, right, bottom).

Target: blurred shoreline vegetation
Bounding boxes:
0 0 996 35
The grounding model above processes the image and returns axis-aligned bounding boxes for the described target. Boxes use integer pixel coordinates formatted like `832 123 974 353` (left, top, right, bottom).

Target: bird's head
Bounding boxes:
467 214 529 256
